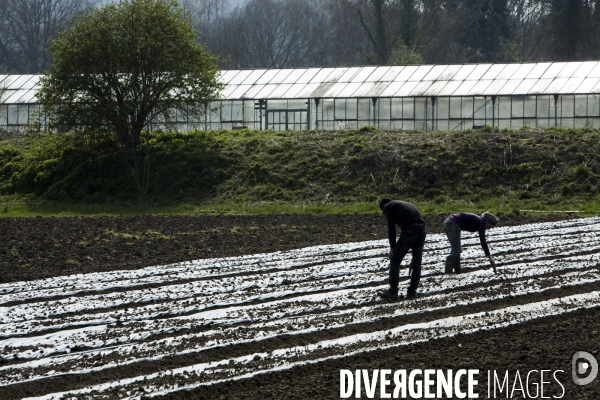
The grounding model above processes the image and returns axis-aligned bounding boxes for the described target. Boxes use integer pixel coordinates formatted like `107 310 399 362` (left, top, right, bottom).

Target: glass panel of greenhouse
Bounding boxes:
452 64 477 80
380 66 405 81
4 61 600 133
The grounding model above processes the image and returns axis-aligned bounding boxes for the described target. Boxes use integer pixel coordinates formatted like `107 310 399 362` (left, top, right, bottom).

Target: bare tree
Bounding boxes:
508 0 553 60
205 0 330 69
201 7 247 68
322 0 369 66
183 0 246 68
356 0 391 64
323 0 438 65
0 0 90 74
180 0 230 31
0 0 19 71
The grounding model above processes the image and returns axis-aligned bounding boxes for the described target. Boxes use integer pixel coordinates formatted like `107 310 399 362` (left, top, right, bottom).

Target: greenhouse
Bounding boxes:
2 61 600 133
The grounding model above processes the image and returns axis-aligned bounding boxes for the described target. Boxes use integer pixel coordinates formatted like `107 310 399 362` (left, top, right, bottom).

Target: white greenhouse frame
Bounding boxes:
2 61 600 133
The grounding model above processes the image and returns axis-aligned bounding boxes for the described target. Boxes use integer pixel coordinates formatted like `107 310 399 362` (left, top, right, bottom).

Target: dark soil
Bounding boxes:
0 212 578 283
1 212 598 400
170 306 600 400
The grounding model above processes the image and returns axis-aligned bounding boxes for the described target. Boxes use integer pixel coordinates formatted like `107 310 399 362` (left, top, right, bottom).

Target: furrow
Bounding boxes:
2 217 598 302
22 291 600 400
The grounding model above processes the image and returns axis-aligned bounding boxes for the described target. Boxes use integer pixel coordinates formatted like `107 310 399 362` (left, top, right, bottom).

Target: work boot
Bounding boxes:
454 257 462 273
378 288 399 302
444 256 456 274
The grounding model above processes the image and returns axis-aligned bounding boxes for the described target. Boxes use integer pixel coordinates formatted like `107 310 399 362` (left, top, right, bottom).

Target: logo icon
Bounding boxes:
572 351 598 385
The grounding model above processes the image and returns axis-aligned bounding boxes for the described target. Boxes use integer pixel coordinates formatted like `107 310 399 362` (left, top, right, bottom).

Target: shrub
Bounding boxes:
573 165 591 178
358 125 378 133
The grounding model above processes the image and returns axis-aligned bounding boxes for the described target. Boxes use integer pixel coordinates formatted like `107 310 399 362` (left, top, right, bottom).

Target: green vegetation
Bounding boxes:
37 0 222 203
1 127 600 216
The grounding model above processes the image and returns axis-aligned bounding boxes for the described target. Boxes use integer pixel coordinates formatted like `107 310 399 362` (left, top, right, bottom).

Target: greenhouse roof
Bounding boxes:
0 74 40 104
3 61 600 104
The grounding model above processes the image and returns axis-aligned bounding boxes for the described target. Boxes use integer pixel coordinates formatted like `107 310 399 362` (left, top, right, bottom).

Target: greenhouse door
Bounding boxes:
267 110 307 131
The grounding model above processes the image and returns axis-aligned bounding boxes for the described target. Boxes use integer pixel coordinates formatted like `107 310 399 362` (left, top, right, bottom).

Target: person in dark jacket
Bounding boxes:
378 198 427 301
443 212 499 274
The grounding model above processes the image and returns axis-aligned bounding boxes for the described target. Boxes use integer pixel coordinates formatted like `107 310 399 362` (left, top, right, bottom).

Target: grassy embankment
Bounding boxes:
0 126 599 216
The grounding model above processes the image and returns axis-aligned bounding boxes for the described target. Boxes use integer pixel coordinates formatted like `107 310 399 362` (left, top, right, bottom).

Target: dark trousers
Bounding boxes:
389 224 426 295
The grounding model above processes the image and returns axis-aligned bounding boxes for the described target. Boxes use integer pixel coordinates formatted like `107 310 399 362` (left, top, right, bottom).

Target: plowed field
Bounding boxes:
0 213 599 399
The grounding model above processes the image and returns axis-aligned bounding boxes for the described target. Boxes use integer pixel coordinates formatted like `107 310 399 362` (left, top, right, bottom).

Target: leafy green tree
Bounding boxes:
387 39 423 65
37 0 223 202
